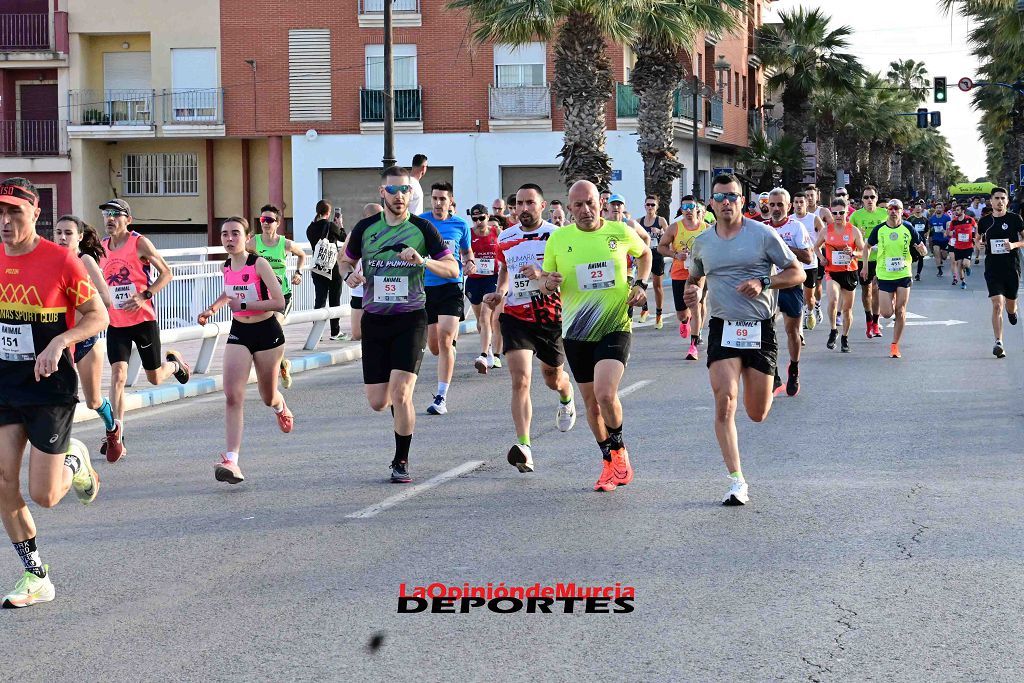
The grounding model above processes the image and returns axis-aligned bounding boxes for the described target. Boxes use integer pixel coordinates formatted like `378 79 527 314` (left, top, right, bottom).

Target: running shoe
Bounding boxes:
507 443 534 473
638 310 650 324
166 349 191 384
914 274 921 282
214 455 244 485
679 321 690 339
786 363 799 397
390 460 412 484
872 323 883 338
960 280 967 290
426 395 447 415
69 438 99 505
937 266 943 277
474 354 489 374
890 343 901 359
814 305 823 325
800 333 806 347
555 396 577 432
609 448 634 486
722 477 749 506
654 314 664 330
695 335 704 347
2 568 54 609
805 312 816 330
965 266 972 277
866 324 873 340
951 277 958 286
104 419 125 463
275 402 294 433
994 342 1006 359
826 329 838 350
329 332 350 341
772 373 785 397
490 356 502 369
280 358 293 389
1009 312 1018 326
841 336 850 353
593 459 618 492
685 343 699 361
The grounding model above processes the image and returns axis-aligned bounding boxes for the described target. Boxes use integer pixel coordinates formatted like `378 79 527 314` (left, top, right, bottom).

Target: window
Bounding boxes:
494 42 546 87
725 70 731 103
365 44 417 89
171 48 218 121
742 75 748 108
288 29 331 121
735 71 740 106
123 153 199 196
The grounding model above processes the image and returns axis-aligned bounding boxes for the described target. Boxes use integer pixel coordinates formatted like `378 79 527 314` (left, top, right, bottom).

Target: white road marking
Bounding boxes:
345 460 486 519
618 380 652 397
903 320 967 327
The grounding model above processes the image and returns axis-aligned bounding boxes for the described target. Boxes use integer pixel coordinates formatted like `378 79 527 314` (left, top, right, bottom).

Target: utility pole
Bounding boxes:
382 0 396 170
691 74 700 199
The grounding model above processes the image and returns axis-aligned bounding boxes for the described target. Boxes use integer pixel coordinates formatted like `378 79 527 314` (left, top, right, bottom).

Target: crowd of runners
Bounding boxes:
1 168 1021 608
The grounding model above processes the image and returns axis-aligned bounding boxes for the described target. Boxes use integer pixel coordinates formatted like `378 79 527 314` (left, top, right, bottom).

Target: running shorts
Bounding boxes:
351 295 363 310
936 240 951 253
360 310 427 384
0 401 75 455
777 286 804 318
499 314 564 368
106 320 162 370
953 248 973 261
830 271 859 292
562 331 631 384
816 262 825 280
650 251 665 277
465 276 498 306
73 335 98 364
425 282 465 324
802 268 819 289
858 261 878 286
877 277 912 293
985 268 1020 299
226 316 285 354
706 317 778 377
671 279 688 313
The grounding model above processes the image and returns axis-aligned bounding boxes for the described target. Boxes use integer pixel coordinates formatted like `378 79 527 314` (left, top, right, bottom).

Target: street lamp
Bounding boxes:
690 56 732 199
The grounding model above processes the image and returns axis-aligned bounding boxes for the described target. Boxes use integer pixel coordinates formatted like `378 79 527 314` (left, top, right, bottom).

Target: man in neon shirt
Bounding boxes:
849 185 889 339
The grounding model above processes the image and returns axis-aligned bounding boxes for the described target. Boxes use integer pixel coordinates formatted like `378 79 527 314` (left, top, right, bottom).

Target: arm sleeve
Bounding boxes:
344 218 373 260
460 220 472 251
764 227 797 269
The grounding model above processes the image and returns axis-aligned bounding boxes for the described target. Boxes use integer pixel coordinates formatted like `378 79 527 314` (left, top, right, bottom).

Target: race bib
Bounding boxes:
111 283 138 310
509 270 541 304
957 232 970 243
721 320 761 349
0 323 35 362
577 260 615 291
885 257 906 273
374 275 409 303
831 250 852 266
476 258 495 276
991 239 1010 255
224 283 258 303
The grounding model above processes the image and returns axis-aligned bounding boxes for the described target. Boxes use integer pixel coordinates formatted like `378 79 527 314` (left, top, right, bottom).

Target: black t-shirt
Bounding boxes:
306 218 346 278
979 212 1024 272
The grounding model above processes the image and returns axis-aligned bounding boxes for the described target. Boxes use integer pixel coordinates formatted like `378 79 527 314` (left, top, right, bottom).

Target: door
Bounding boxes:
171 48 218 121
17 83 58 155
34 187 54 237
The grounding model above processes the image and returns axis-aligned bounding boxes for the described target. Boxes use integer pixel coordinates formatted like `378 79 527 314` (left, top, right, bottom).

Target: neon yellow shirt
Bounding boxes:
542 220 647 342
849 207 888 262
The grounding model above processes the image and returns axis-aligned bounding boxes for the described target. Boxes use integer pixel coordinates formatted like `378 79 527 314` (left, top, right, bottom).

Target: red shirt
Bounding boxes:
950 216 976 249
494 221 561 325
469 228 499 279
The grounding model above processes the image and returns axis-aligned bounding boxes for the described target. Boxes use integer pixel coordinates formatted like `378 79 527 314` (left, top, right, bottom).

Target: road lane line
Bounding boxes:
345 460 486 519
618 380 651 397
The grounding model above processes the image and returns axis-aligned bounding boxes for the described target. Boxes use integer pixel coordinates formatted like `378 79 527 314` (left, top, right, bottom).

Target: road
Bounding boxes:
5 274 1023 682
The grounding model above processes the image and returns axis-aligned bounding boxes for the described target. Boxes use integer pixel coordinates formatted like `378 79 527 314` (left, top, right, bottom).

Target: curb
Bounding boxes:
73 318 479 424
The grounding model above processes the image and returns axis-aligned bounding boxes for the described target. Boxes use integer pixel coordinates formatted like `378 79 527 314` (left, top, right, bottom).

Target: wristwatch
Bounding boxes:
142 290 153 300
760 276 772 290
634 280 649 290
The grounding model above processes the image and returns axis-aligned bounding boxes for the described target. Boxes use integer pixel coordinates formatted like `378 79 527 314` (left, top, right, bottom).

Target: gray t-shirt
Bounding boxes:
690 218 797 321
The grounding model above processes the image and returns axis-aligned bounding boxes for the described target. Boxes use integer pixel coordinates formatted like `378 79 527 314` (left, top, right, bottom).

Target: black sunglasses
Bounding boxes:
471 215 487 221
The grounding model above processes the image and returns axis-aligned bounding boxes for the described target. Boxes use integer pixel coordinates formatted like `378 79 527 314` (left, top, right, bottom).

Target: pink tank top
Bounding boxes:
223 254 268 317
100 231 156 327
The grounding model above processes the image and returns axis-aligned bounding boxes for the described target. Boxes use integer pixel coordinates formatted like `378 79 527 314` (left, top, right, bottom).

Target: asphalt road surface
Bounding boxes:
5 273 1023 682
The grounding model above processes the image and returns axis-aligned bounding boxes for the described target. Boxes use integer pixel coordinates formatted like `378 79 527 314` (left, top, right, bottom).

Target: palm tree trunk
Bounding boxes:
780 87 811 191
553 12 615 191
869 141 888 188
817 132 837 194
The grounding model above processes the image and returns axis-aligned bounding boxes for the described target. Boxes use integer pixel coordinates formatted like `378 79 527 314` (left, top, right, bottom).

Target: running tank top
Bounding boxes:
255 234 290 295
223 254 269 318
824 223 858 272
669 221 708 280
100 231 156 327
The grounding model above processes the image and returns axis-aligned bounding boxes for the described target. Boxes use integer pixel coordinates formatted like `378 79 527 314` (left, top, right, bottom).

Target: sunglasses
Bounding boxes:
102 209 128 218
887 205 902 210
712 192 741 202
863 195 877 200
835 192 848 197
384 184 412 195
471 215 486 222
645 203 657 208
259 216 277 224
831 210 846 216
680 202 697 211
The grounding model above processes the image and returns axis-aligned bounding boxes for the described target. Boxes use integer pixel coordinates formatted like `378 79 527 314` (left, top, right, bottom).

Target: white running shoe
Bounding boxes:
2 568 55 608
555 395 577 432
69 438 99 505
474 354 489 374
426 395 448 415
507 443 534 473
722 477 749 506
814 305 823 325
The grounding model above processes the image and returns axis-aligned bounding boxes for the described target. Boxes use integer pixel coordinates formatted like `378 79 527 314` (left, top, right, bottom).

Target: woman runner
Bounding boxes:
466 206 502 373
813 197 865 353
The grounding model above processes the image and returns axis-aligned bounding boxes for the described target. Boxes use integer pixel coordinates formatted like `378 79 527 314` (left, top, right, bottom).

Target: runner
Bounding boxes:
52 216 115 430
683 173 803 505
813 197 865 353
420 181 474 415
605 195 651 325
548 201 567 227
98 198 190 463
791 191 826 331
977 187 1024 358
531 180 649 492
485 183 576 473
864 199 927 358
637 195 669 329
765 188 813 396
197 217 292 484
804 185 834 323
337 166 458 483
929 202 952 277
849 186 888 339
907 201 930 281
465 204 501 373
658 195 710 360
0 177 106 608
409 154 428 216
948 203 977 290
247 204 306 389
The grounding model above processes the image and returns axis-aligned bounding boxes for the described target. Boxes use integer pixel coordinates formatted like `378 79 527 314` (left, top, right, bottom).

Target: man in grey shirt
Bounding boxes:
683 174 804 506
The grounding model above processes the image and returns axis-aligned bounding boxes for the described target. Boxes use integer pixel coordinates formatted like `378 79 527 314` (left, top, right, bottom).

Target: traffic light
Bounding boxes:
934 76 947 103
917 108 928 128
930 111 941 127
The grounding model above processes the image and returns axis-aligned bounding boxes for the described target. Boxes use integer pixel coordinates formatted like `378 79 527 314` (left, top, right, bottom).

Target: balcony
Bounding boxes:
0 13 47 50
162 88 225 136
0 120 68 157
488 85 551 132
706 96 725 138
749 109 781 143
358 0 420 27
360 87 422 123
67 89 155 138
617 83 702 136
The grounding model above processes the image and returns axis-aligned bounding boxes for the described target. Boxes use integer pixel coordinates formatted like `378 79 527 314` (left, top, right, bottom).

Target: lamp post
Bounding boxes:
690 56 731 200
381 0 396 169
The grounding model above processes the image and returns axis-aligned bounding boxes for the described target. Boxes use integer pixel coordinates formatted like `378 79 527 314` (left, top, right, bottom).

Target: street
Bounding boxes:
5 275 1023 682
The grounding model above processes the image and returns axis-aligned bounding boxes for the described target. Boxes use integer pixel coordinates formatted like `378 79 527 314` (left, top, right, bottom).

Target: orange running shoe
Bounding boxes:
593 459 618 492
610 448 634 486
214 455 244 484
276 402 294 433
890 343 901 359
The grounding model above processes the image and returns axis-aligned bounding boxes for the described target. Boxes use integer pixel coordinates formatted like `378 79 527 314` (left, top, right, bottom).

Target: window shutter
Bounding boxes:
288 29 331 121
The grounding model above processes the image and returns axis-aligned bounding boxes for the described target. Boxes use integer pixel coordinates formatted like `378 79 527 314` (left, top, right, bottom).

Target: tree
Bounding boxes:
886 59 930 103
738 132 804 193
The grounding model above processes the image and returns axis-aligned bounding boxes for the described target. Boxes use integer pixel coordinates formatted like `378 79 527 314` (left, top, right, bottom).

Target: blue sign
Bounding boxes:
610 169 622 181
713 167 734 176
1019 164 1024 185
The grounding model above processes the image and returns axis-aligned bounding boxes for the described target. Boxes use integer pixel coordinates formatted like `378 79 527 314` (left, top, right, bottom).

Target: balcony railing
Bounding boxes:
749 109 781 142
0 120 68 157
617 83 700 121
68 90 155 126
708 96 724 128
164 88 223 124
489 85 550 120
360 87 422 123
0 13 48 51
359 0 419 12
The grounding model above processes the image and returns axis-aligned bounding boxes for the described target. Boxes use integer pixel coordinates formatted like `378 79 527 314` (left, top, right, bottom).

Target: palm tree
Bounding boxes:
886 59 930 103
737 132 804 192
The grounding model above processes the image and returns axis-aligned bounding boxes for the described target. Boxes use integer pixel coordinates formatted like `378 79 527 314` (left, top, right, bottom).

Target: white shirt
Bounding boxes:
786 215 818 269
408 176 424 216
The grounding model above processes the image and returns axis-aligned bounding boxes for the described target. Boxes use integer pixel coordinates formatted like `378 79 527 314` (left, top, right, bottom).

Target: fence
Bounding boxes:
359 87 422 122
68 89 155 126
0 13 48 50
0 120 69 157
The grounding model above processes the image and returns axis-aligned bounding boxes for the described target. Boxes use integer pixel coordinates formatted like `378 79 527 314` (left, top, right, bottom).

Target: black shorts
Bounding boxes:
828 271 859 292
858 260 878 286
650 251 665 277
499 313 564 368
361 310 427 384
226 316 285 354
465 276 497 306
953 248 973 261
73 335 98 364
877 277 912 293
425 282 465 324
985 267 1020 299
106 320 162 370
0 402 75 455
351 295 363 310
802 267 818 289
706 317 778 377
671 279 688 313
778 286 804 318
816 262 825 280
562 331 631 384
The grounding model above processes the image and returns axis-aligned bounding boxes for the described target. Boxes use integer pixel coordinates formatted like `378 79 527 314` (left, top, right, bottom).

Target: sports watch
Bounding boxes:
142 290 153 300
635 280 649 290
760 276 772 290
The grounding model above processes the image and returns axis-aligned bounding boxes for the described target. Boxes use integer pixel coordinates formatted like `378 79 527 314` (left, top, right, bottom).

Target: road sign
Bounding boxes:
1019 164 1024 185
610 169 622 181
958 77 974 92
713 167 733 176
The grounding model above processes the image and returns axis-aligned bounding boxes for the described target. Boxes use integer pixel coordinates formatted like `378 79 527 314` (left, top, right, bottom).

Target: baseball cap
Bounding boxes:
607 193 626 205
0 177 40 209
98 198 132 215
886 199 904 210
